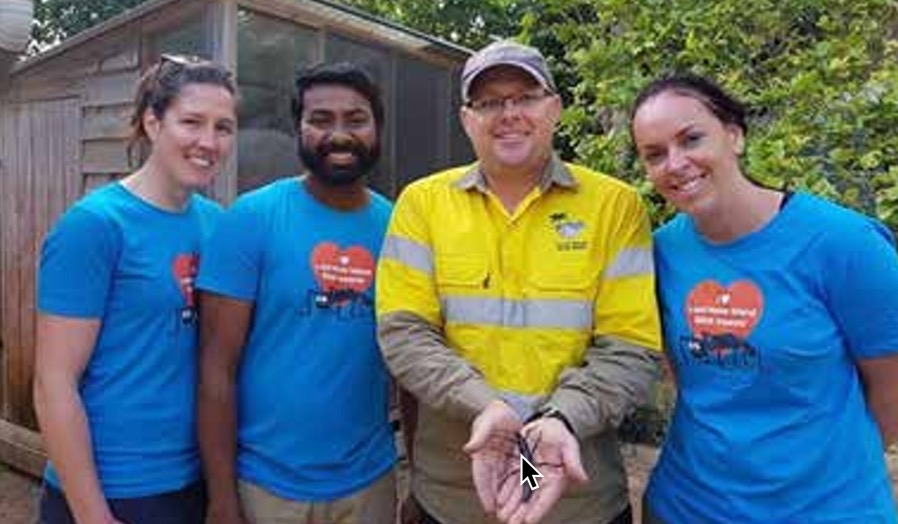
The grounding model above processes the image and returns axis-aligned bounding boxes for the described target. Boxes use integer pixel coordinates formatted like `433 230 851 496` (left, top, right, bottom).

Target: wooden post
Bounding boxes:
206 0 239 204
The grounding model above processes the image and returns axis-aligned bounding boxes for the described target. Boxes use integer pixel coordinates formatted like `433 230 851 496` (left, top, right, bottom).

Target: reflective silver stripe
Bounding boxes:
381 235 433 276
442 296 592 329
605 247 654 279
499 391 542 420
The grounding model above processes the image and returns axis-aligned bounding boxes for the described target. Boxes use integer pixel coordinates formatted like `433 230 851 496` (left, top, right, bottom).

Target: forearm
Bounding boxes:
547 335 661 439
378 311 498 423
196 292 253 521
197 370 243 517
869 393 898 449
857 355 898 449
34 378 114 524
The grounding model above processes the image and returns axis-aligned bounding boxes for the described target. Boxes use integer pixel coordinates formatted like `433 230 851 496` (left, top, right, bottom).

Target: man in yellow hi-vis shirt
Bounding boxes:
377 40 661 524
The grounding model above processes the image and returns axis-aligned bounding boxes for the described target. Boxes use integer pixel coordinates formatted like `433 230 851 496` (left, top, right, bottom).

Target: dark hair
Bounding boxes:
129 54 236 153
630 72 783 190
291 62 384 131
629 72 749 142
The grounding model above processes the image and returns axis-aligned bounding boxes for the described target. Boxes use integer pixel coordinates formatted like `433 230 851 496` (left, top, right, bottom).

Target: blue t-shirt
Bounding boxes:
38 182 222 498
647 192 898 523
196 177 396 501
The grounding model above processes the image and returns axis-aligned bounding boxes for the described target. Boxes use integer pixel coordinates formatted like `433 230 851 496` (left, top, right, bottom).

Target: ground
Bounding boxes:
0 446 895 523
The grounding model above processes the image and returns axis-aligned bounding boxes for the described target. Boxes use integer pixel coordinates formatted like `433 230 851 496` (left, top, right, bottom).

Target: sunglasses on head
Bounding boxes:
160 53 211 66
153 53 230 83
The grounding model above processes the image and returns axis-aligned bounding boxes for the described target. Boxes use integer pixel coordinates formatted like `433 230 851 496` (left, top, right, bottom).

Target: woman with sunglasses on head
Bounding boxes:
630 73 898 524
34 55 237 524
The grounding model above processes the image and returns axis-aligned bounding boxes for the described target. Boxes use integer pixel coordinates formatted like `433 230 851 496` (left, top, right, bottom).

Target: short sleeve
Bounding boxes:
37 206 119 318
196 197 265 302
194 196 225 242
376 182 442 325
593 189 662 352
824 219 898 359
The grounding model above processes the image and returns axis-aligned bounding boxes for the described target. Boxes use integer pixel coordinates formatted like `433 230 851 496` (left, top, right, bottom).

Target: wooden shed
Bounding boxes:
0 0 472 475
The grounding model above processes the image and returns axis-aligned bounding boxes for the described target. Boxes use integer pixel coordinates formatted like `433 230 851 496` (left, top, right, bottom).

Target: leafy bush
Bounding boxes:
520 0 898 228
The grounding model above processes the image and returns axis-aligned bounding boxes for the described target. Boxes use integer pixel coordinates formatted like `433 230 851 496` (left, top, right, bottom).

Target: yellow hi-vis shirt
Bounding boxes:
377 158 661 399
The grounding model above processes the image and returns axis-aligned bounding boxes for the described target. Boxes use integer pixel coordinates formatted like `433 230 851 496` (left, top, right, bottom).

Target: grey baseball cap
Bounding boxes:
461 40 556 102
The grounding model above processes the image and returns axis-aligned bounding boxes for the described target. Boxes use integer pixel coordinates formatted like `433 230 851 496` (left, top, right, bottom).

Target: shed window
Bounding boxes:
236 9 318 193
234 8 471 198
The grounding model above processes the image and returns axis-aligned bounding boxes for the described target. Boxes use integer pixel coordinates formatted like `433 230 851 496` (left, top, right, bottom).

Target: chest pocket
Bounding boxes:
525 215 597 293
435 254 489 290
528 255 596 294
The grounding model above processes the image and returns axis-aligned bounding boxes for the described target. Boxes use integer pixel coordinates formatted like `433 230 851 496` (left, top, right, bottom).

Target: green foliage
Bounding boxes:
34 0 898 228
32 0 149 49
345 0 898 227
519 0 898 228
337 0 526 48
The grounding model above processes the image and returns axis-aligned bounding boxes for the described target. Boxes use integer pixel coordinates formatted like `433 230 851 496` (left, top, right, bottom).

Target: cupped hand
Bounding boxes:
463 400 524 515
498 416 588 524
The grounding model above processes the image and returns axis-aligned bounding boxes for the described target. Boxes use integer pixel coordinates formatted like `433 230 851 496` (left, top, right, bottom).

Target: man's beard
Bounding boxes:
299 137 380 187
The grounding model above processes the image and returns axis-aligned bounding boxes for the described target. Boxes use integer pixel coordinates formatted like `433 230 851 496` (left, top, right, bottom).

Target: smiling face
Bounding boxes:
632 90 745 217
298 83 380 187
461 65 561 178
142 82 236 191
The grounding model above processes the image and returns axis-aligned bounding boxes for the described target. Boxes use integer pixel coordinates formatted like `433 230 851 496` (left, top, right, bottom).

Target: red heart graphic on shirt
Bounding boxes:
310 242 375 293
685 280 764 339
172 254 199 307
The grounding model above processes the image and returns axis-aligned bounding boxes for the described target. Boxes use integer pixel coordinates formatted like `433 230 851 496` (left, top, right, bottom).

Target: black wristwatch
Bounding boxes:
529 405 576 437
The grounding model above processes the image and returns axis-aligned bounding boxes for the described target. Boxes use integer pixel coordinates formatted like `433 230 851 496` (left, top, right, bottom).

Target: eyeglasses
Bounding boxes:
466 90 553 117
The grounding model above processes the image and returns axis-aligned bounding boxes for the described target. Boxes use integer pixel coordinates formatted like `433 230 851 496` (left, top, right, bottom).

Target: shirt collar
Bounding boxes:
454 153 578 193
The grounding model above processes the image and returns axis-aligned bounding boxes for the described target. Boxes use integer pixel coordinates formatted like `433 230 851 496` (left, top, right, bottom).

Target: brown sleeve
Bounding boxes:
547 334 662 439
378 310 499 424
